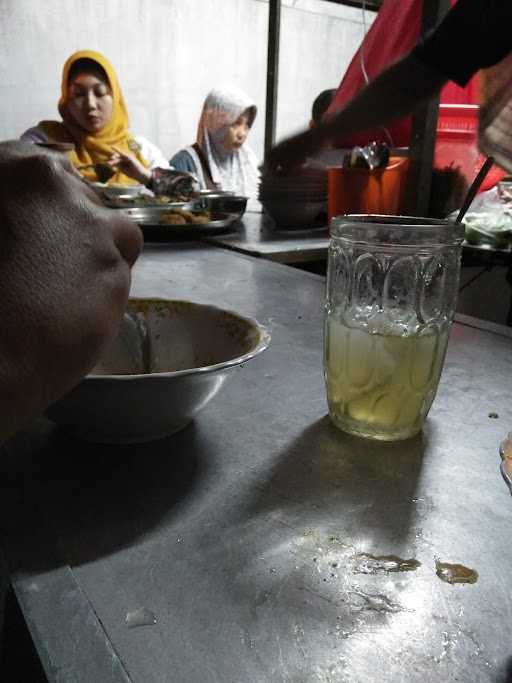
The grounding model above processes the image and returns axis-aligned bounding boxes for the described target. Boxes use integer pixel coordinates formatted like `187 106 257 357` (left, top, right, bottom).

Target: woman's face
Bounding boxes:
223 112 251 153
66 71 113 133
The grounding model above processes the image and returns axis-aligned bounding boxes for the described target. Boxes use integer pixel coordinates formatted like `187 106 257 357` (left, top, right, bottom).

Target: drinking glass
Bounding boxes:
324 215 464 441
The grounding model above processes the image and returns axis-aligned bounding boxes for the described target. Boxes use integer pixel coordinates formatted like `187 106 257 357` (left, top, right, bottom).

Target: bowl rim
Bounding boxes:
91 182 146 196
86 298 271 381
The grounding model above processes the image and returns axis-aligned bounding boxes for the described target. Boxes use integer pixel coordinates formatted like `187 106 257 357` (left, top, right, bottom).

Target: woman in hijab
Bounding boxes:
170 86 260 200
21 50 169 186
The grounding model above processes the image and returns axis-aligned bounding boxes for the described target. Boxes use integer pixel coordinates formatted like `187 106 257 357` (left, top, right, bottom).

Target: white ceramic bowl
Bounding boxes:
90 182 146 199
46 299 271 443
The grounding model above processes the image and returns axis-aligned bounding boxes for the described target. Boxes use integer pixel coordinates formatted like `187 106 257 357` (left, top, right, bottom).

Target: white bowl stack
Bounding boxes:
259 168 328 229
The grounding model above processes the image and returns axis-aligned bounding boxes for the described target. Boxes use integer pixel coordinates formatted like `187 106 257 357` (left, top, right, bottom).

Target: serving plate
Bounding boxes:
105 196 191 210
122 207 240 239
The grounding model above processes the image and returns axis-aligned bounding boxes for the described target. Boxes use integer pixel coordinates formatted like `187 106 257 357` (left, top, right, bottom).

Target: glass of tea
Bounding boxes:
324 215 464 441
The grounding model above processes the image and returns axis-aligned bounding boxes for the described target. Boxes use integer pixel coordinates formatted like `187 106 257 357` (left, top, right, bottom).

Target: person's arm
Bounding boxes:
0 141 142 445
108 146 152 185
107 137 172 186
265 51 447 172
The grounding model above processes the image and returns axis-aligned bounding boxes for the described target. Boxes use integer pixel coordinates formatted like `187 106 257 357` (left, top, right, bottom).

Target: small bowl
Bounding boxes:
261 199 327 229
46 299 270 443
90 182 146 199
198 190 235 197
192 194 248 219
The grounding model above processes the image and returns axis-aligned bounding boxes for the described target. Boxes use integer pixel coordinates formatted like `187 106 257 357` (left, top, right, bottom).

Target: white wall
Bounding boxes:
0 0 372 163
277 0 373 140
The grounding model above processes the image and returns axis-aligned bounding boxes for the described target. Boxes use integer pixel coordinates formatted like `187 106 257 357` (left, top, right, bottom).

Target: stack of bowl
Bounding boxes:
259 168 328 229
191 193 248 221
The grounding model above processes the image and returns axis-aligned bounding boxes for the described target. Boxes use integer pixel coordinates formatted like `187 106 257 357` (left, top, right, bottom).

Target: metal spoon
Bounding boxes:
92 311 150 375
455 156 494 223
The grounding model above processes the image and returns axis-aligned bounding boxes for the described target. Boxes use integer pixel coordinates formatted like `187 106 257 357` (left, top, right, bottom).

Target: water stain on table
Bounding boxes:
353 553 421 574
435 560 479 584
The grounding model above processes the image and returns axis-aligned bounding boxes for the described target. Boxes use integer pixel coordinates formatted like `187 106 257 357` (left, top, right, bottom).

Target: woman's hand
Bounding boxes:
108 146 152 185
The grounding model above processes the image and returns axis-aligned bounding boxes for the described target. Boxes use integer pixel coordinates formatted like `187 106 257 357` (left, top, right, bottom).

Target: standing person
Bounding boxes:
265 0 512 174
21 50 169 187
310 89 337 129
170 86 260 201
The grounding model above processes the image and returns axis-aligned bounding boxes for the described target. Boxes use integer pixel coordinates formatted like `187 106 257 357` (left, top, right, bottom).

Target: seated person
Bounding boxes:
21 50 169 187
170 86 260 199
310 89 336 129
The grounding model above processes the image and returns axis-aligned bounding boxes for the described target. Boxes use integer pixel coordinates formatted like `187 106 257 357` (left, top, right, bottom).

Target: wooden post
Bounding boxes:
264 0 281 157
405 0 451 216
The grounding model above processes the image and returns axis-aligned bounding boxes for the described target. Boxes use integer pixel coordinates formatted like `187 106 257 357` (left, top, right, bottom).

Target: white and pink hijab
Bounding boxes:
186 86 260 200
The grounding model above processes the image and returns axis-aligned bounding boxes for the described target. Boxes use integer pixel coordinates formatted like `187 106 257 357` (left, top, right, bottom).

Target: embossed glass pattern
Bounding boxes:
325 215 464 441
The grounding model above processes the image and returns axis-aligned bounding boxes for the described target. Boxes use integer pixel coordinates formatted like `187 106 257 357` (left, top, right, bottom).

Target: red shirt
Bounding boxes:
413 0 512 86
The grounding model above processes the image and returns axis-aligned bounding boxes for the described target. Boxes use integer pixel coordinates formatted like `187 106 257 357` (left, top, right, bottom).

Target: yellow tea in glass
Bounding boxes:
325 215 464 441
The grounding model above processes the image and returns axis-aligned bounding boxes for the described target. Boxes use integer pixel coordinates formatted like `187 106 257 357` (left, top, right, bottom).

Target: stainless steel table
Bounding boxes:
207 213 512 323
206 211 512 272
1 244 512 683
203 211 329 263
461 242 512 325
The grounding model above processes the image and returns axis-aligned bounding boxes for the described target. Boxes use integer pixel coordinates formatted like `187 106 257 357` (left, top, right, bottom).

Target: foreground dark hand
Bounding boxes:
0 140 143 443
264 127 324 174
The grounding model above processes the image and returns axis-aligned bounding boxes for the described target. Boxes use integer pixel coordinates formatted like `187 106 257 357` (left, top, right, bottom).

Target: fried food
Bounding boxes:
160 212 187 225
152 194 190 204
159 208 211 226
190 212 210 224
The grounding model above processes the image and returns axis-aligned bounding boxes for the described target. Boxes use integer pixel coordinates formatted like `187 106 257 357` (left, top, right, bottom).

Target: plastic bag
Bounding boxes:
451 187 512 247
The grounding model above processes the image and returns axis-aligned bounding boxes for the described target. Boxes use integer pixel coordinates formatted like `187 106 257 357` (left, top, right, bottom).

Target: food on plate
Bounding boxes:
153 194 190 204
160 212 187 225
159 209 211 225
105 192 191 208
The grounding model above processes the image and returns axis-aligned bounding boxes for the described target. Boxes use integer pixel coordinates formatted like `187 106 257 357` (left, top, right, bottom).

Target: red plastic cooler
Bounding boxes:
434 104 504 192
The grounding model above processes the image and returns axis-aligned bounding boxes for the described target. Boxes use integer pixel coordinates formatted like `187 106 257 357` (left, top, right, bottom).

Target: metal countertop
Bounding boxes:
202 211 329 263
1 244 512 682
203 212 512 271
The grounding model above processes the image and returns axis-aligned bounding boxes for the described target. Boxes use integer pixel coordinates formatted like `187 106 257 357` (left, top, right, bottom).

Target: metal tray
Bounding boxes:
122 207 240 239
104 196 191 209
